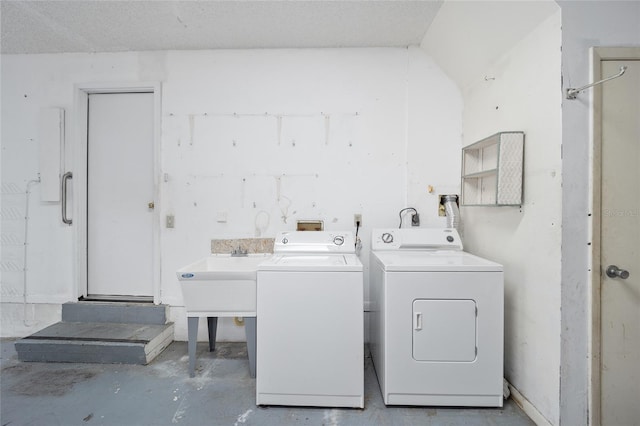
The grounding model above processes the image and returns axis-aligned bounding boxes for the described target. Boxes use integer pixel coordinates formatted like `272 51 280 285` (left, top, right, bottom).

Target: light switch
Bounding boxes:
166 215 175 228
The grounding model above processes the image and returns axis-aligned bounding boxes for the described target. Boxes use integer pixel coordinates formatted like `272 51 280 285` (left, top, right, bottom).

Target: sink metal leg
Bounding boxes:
187 316 199 378
245 316 257 378
207 317 218 352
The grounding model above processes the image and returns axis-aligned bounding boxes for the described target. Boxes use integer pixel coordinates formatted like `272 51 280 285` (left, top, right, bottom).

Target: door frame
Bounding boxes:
589 46 640 426
72 82 162 304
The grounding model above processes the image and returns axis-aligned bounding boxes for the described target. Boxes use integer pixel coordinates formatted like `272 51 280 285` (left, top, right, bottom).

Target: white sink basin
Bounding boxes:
176 253 271 316
177 253 270 281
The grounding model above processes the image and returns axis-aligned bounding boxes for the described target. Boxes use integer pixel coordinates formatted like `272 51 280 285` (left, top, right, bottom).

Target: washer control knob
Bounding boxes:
447 235 455 243
381 232 394 243
333 235 345 246
282 237 288 244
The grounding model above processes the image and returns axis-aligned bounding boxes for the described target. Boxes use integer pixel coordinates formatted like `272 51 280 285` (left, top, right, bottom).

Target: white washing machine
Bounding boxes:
256 231 364 408
370 228 503 407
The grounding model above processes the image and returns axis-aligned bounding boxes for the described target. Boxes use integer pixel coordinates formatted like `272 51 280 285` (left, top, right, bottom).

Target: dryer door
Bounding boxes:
412 299 477 362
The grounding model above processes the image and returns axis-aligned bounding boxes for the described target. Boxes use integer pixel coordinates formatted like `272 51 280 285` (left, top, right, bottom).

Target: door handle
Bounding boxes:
148 201 155 210
61 171 72 225
414 312 422 330
606 265 630 280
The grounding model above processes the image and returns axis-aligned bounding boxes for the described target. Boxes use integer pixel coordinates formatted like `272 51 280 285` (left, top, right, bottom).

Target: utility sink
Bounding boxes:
176 253 270 378
177 253 271 316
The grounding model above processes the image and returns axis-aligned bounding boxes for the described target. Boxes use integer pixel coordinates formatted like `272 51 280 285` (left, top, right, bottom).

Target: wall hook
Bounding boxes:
566 66 627 100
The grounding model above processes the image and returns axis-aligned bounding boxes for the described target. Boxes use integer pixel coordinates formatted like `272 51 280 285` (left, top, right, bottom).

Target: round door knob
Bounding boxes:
606 265 630 279
148 201 155 209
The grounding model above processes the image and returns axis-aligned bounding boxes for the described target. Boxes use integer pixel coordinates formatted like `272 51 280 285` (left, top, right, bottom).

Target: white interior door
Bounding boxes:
87 92 155 299
600 59 640 426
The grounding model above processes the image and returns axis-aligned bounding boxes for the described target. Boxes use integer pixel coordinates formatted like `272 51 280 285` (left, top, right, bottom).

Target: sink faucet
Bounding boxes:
231 245 248 257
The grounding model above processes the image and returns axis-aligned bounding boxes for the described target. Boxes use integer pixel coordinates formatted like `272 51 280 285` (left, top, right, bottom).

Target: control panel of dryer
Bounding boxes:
371 228 463 251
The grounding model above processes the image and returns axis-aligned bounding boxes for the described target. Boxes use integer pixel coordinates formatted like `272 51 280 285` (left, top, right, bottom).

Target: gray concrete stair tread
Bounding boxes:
62 302 168 325
15 321 174 365
17 302 174 365
23 321 172 343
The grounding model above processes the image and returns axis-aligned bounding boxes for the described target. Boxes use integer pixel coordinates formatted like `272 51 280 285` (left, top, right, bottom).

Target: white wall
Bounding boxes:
422 4 563 425
1 52 153 336
558 2 640 425
461 12 563 425
406 47 463 220
421 0 559 93
0 48 462 340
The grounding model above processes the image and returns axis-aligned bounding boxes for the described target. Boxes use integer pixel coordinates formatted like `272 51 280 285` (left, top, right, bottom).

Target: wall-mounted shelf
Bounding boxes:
461 131 524 206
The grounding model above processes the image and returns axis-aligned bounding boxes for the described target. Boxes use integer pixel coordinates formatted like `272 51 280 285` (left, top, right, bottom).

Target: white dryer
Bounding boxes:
256 231 364 408
370 228 503 407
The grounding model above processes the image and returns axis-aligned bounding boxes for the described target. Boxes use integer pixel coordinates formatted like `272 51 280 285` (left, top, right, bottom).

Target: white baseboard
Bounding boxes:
506 380 553 426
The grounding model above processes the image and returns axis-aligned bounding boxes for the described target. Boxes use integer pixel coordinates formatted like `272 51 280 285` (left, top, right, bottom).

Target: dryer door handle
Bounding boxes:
414 312 423 330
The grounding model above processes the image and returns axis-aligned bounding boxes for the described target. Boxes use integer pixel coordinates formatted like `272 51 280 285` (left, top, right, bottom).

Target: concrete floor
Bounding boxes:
1 339 534 426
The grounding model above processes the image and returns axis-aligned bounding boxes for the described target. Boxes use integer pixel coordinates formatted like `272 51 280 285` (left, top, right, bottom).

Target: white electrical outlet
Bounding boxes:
354 214 362 226
166 215 175 228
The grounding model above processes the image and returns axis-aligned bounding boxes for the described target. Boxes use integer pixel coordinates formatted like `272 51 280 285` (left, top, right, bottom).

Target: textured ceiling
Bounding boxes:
0 1 444 54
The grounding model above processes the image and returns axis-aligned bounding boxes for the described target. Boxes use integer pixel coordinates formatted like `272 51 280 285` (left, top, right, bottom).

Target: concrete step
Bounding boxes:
62 301 168 325
15 321 174 365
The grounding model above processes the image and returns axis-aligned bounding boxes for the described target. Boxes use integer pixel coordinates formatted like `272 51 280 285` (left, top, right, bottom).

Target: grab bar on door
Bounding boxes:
61 171 72 225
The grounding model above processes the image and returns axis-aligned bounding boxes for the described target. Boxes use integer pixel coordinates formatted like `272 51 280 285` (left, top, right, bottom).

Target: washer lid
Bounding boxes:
373 251 502 272
258 253 363 272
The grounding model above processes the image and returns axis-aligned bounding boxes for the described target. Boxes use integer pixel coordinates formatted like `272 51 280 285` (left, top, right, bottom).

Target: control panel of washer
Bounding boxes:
274 231 355 253
371 228 463 251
